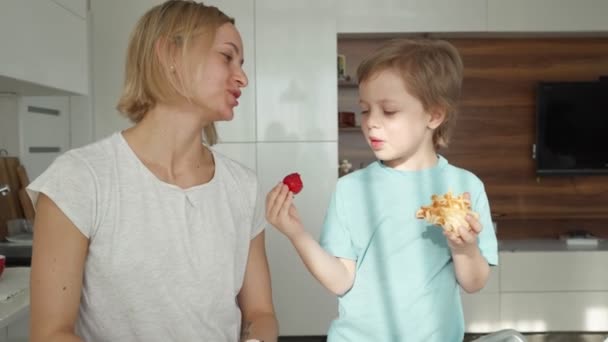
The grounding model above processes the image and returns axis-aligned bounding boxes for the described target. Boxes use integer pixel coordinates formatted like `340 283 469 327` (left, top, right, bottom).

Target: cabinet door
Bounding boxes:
500 292 608 332
208 0 256 143
256 0 338 142
19 97 70 180
337 0 487 33
488 0 608 32
0 0 88 95
500 251 608 292
257 142 338 335
461 266 501 333
51 0 88 19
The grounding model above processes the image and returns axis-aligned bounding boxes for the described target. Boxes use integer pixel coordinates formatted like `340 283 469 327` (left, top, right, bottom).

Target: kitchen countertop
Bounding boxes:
0 267 30 330
499 239 608 252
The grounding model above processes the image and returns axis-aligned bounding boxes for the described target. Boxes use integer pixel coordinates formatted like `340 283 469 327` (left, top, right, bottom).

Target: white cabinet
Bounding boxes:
257 142 338 335
0 95 19 157
336 0 487 33
500 251 608 292
487 0 608 32
255 0 338 142
51 0 88 19
463 247 608 333
0 0 88 95
461 267 501 333
19 97 71 180
500 292 608 332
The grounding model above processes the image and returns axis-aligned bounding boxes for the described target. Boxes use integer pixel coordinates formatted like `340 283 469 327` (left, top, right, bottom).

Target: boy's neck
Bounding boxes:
383 150 439 171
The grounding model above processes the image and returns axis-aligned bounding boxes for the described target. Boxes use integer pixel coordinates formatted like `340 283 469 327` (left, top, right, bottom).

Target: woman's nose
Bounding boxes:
235 67 248 88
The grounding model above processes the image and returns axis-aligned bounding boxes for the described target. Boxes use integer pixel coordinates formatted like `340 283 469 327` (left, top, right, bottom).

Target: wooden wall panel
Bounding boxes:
339 37 608 239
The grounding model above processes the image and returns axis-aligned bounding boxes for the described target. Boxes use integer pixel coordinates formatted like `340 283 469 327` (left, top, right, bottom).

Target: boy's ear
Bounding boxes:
427 107 446 129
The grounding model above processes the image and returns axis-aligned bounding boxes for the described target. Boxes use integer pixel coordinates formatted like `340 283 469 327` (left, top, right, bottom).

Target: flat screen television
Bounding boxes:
535 81 608 175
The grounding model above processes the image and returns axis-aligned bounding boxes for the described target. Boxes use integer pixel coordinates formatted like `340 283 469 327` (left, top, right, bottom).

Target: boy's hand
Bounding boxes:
444 193 483 254
265 183 304 239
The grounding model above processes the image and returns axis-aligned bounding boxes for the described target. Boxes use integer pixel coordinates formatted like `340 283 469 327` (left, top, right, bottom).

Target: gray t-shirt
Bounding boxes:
27 132 266 342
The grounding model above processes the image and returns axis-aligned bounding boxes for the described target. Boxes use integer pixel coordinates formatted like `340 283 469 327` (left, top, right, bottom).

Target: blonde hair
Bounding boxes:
116 0 234 145
357 39 463 150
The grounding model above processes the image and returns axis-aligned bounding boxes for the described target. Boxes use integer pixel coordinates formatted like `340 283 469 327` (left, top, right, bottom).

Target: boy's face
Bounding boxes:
359 69 443 170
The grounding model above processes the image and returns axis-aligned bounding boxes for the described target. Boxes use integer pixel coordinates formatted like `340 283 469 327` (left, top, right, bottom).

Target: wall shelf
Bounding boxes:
338 80 358 88
339 126 361 132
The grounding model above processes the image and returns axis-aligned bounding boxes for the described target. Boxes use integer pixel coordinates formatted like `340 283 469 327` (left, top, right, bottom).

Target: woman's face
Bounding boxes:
185 22 248 123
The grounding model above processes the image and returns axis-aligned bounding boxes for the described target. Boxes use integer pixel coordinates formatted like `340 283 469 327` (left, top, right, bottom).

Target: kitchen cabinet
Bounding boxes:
257 142 338 335
255 0 338 142
51 0 87 19
336 0 487 34
462 242 608 333
0 0 89 95
0 96 74 181
487 0 608 32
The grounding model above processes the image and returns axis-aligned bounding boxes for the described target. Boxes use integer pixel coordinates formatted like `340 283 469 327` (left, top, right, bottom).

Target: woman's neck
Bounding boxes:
122 103 214 184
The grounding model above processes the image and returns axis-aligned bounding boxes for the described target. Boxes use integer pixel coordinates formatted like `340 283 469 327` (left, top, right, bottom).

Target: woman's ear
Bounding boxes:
427 107 446 130
155 36 175 70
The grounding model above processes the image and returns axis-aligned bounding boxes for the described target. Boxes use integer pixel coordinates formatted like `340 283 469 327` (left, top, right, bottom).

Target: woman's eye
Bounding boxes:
360 110 369 115
384 110 397 115
221 53 233 61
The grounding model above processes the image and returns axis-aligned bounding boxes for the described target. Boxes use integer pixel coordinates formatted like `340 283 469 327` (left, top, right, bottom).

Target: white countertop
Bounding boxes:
499 239 608 252
0 267 30 330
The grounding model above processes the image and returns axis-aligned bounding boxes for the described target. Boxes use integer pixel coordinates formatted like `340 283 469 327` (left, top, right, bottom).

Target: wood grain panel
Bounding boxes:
339 37 608 239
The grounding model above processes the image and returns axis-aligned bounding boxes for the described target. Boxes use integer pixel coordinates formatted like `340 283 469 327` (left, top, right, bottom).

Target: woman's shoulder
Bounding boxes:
65 133 119 164
211 148 258 187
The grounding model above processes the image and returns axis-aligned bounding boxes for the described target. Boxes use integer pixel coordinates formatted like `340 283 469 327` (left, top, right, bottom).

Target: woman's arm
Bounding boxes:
30 194 88 342
237 231 279 342
266 184 356 296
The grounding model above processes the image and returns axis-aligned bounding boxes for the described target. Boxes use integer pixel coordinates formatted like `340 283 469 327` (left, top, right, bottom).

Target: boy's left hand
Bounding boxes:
444 193 483 253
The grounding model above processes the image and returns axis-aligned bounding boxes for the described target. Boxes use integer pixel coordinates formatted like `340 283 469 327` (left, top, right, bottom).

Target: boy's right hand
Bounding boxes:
265 183 304 239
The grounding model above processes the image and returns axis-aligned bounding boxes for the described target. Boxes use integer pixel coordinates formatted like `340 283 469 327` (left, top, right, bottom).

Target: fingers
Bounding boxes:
458 225 478 244
278 189 294 218
266 183 289 221
444 230 463 246
465 214 482 234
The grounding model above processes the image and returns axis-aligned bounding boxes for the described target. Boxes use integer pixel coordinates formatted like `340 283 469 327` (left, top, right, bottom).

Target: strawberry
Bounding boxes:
282 172 303 194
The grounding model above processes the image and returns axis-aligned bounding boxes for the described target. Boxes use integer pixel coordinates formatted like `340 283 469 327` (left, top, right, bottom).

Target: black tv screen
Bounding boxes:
535 81 608 175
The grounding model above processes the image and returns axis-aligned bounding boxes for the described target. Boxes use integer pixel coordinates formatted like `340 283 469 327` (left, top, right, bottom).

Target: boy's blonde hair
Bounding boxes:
357 39 463 150
116 0 234 145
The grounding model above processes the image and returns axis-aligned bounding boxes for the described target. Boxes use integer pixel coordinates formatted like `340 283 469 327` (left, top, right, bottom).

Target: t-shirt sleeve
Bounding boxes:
319 184 357 260
474 188 498 266
250 177 267 239
26 152 98 239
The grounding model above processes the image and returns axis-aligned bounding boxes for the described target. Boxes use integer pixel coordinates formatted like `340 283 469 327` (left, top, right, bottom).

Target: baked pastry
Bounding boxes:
415 192 479 236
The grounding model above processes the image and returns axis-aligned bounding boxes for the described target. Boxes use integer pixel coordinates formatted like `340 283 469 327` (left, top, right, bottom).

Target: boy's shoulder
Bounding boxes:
442 157 485 190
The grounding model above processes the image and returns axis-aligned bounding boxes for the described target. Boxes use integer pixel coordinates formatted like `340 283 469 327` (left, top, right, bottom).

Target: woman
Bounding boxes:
28 1 278 341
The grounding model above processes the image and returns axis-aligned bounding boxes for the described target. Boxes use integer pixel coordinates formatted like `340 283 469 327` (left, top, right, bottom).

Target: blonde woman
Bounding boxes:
28 1 277 341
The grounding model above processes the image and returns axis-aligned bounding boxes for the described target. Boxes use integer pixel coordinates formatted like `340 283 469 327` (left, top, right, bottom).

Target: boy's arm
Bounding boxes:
446 213 490 293
266 183 356 296
288 230 356 296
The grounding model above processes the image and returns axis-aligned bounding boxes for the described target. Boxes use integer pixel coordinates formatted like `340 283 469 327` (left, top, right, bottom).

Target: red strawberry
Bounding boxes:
282 172 303 194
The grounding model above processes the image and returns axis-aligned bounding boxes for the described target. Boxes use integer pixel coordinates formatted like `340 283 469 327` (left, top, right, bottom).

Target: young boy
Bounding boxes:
266 39 498 341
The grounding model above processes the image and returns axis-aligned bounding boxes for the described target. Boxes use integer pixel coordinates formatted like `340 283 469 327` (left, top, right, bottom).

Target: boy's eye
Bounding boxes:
360 110 369 115
383 111 397 115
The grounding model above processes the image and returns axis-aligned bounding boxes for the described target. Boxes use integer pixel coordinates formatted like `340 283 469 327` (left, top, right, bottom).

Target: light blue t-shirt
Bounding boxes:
320 156 498 342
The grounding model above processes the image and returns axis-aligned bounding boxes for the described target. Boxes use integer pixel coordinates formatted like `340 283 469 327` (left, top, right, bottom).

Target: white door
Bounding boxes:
19 96 70 180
